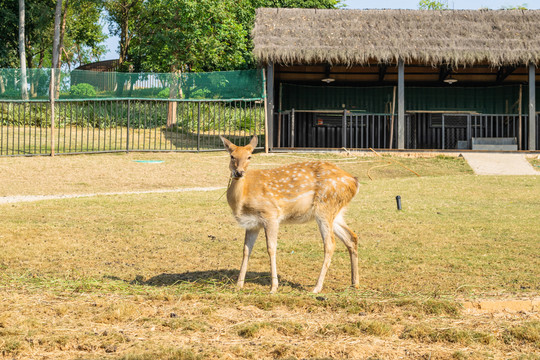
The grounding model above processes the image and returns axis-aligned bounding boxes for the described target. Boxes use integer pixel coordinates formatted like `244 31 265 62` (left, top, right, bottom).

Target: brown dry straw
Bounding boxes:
253 8 540 67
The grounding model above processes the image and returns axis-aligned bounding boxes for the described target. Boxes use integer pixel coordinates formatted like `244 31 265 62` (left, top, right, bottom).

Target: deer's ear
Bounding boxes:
248 136 258 150
220 136 236 153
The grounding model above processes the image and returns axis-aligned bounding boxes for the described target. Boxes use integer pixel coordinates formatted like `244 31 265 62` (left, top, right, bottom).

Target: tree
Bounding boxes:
104 0 143 70
1 0 106 70
130 0 248 73
418 0 449 10
62 0 107 69
501 4 528 9
0 0 19 68
19 0 29 99
50 0 62 100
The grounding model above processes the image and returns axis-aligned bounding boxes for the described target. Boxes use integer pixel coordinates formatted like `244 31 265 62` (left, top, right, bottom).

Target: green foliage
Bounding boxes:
500 3 528 9
157 88 170 98
70 83 97 97
0 0 106 69
63 0 107 66
124 0 342 72
130 0 248 73
418 0 449 10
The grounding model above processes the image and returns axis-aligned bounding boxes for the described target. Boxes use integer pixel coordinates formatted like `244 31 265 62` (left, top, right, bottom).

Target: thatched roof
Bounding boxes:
252 8 540 67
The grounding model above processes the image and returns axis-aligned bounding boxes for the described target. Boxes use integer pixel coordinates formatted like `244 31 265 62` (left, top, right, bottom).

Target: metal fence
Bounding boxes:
406 113 538 150
275 109 538 150
0 99 265 156
274 110 396 149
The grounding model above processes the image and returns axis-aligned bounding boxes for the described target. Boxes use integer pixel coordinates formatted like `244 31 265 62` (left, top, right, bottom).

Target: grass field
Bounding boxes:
0 151 539 359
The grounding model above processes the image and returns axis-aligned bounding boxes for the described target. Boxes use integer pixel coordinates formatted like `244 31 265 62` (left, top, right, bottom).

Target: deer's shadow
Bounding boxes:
131 269 305 290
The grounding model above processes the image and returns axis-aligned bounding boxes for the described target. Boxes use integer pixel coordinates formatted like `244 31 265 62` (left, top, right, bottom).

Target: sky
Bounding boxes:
343 0 540 9
101 0 540 60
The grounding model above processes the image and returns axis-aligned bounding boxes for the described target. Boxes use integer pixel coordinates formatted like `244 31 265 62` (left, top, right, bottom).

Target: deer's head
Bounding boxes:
220 136 258 179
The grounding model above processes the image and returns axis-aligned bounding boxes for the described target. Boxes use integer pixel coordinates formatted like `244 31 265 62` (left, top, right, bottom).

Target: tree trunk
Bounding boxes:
55 0 69 98
50 0 62 100
18 0 28 100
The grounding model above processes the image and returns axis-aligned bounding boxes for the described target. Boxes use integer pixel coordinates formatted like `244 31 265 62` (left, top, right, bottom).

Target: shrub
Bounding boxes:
157 88 170 98
70 83 96 97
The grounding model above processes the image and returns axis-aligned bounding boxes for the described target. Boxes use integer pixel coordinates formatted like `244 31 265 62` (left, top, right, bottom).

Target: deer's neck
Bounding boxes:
226 176 246 214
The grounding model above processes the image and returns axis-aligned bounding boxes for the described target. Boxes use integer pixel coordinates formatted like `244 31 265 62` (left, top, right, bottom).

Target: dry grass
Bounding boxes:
253 8 540 67
0 125 219 156
0 151 539 359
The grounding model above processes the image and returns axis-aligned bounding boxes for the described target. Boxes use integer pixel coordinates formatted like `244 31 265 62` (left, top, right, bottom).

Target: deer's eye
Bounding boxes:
230 155 235 160
248 156 252 160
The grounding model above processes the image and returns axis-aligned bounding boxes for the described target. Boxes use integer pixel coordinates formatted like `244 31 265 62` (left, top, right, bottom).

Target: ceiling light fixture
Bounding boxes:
321 77 335 84
444 74 458 84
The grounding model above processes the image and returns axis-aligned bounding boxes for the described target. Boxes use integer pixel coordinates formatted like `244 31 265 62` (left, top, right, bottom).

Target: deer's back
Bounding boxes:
240 161 358 224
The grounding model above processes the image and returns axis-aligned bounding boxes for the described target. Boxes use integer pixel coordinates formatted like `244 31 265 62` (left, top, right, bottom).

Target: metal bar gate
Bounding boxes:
0 99 265 156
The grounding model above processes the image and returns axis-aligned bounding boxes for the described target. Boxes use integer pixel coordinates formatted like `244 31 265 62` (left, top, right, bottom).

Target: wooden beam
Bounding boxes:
438 66 451 82
398 59 405 149
528 63 536 151
496 66 516 83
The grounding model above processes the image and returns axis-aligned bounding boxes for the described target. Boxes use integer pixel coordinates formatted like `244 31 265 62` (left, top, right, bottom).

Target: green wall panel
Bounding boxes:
281 83 536 114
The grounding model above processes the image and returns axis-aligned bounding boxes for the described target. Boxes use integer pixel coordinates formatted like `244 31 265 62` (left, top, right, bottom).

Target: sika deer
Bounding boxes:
220 136 360 293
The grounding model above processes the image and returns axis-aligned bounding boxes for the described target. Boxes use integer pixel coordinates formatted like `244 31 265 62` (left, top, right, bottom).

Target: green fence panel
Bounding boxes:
0 68 264 101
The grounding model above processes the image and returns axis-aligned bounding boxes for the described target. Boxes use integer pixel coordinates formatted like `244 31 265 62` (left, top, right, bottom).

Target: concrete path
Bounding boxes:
461 153 539 175
0 187 226 205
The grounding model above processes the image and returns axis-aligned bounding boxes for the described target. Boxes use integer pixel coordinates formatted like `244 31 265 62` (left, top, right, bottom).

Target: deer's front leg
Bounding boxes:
237 228 260 289
264 220 279 293
313 218 336 294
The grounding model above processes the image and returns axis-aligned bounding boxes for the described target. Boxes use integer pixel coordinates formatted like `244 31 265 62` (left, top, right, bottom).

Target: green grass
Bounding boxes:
0 152 538 359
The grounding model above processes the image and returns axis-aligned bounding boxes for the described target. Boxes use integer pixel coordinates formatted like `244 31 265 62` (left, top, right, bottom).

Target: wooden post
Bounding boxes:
518 84 522 150
397 59 405 149
50 68 55 156
277 83 282 148
167 69 181 127
528 63 536 151
389 86 396 149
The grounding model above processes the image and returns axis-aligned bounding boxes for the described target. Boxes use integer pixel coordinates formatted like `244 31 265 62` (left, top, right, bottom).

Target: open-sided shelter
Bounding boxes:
253 8 540 151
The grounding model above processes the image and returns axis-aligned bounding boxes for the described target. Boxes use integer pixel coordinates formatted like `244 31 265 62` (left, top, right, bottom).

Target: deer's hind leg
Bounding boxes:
313 216 337 293
333 212 359 289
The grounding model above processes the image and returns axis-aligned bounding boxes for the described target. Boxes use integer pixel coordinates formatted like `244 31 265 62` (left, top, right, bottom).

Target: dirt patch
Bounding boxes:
462 298 540 313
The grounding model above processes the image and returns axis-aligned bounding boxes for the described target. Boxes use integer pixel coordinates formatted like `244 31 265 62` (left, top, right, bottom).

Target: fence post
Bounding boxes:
197 101 201 151
291 108 295 148
342 110 347 148
126 99 130 152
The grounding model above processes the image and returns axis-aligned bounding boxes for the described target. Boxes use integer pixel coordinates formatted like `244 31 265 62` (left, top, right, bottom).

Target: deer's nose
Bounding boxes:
233 170 245 178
